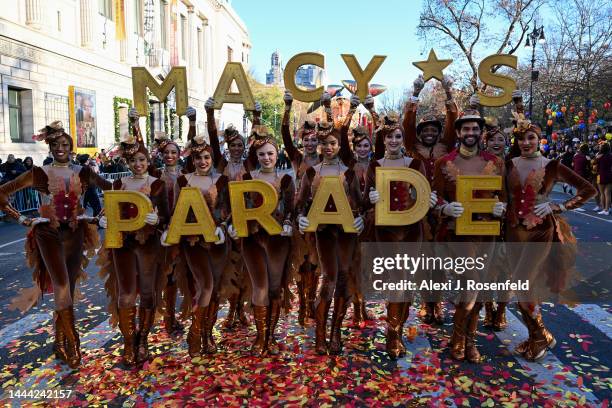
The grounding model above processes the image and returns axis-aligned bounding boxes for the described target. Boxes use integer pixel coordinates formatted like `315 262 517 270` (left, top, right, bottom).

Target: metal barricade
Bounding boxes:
0 187 41 217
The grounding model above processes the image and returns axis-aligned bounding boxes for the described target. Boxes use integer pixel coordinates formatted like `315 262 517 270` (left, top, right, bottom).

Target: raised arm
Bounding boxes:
402 75 424 153
205 98 223 168
281 90 300 162
339 95 359 167
252 101 262 126
0 169 34 218
555 160 597 210
321 91 333 123
441 76 458 151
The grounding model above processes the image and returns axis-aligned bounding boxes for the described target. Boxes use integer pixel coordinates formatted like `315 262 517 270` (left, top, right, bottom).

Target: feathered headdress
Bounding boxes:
250 125 277 150
154 131 180 154
224 124 243 146
352 125 372 147
375 112 401 136
512 111 541 137
32 121 69 144
184 134 211 156
298 120 317 139
118 125 149 159
316 121 336 141
483 116 506 141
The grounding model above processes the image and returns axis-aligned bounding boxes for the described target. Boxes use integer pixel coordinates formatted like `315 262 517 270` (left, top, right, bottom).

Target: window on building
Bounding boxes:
134 0 143 36
8 88 22 143
160 1 167 49
227 46 233 62
180 14 187 61
44 93 70 136
197 27 203 68
98 0 113 20
57 11 61 32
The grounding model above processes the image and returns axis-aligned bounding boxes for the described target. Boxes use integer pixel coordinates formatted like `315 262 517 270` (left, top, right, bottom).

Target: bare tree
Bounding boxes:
417 0 546 92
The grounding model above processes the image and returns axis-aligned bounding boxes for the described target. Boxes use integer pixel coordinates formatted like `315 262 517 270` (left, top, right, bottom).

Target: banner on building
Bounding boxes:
68 86 98 155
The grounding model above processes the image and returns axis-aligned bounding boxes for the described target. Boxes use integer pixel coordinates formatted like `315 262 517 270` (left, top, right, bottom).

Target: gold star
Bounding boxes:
412 49 453 82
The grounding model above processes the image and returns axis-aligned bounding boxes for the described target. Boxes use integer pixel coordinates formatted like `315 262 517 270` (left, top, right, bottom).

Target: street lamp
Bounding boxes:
524 24 545 118
243 111 247 136
274 107 278 132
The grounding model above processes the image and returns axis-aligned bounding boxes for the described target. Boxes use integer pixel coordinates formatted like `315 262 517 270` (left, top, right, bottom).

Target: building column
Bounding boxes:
187 6 196 85
25 0 44 30
204 19 213 95
79 0 95 48
119 0 129 62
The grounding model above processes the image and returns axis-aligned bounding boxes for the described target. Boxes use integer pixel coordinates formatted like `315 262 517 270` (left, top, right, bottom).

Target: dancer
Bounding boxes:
505 105 595 361
227 126 294 356
0 121 111 369
282 90 328 325
164 129 230 358
336 94 378 326
148 107 196 336
402 75 458 324
205 98 261 329
364 113 438 358
97 109 169 368
433 109 506 363
296 121 365 355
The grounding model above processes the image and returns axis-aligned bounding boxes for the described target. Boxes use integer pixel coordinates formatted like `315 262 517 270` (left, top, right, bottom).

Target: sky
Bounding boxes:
232 0 428 95
231 0 546 99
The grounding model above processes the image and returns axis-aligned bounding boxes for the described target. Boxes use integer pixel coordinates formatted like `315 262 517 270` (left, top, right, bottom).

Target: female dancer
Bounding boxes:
296 122 365 355
505 110 595 361
205 98 260 328
164 130 229 357
339 94 378 326
148 107 195 336
365 113 437 358
98 109 169 367
227 126 294 356
282 90 333 325
0 121 111 369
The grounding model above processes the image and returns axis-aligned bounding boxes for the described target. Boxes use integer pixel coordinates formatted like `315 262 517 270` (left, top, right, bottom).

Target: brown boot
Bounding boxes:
223 294 238 330
449 305 469 361
398 302 411 356
524 312 556 361
385 302 404 359
515 307 535 356
352 296 365 327
56 307 81 369
136 307 154 363
493 302 507 331
267 299 282 355
329 297 348 355
163 283 183 336
483 302 495 328
297 281 307 327
314 299 331 355
202 301 219 354
465 303 482 363
251 305 268 356
118 307 137 368
52 312 68 363
419 302 433 324
187 307 206 358
432 302 444 325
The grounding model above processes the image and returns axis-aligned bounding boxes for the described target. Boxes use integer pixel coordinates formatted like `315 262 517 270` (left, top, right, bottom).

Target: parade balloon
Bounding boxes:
556 111 562 118
552 133 558 141
578 111 584 117
570 106 575 113
604 102 611 110
561 106 567 113
546 108 552 115
598 119 606 126
579 123 586 130
607 133 612 141
540 138 548 144
547 119 553 127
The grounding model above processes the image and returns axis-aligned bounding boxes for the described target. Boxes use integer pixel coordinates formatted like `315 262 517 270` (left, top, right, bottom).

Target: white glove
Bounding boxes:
98 216 107 229
227 224 238 240
442 75 454 90
321 91 331 106
298 215 310 233
214 226 225 245
492 201 507 218
160 230 171 247
186 106 196 120
469 94 481 108
512 90 522 100
254 102 262 113
369 188 380 204
280 224 293 237
413 75 425 95
350 94 360 109
30 217 50 227
429 191 438 209
442 202 464 218
533 202 553 218
205 97 215 110
353 216 365 234
144 212 159 226
128 108 140 120
364 94 375 110
284 90 293 105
